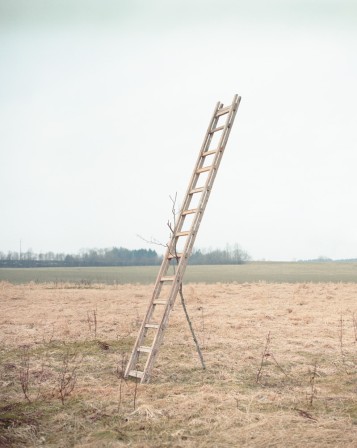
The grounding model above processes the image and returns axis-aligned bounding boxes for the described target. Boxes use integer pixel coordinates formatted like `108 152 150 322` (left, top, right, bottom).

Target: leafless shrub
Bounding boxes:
115 352 142 413
352 311 357 343
306 360 318 407
339 314 345 359
19 348 31 403
115 352 128 413
337 312 357 374
56 351 81 405
18 348 49 403
115 352 128 380
256 332 271 384
133 356 140 411
338 313 350 373
87 309 97 339
198 306 206 348
256 332 289 385
269 353 290 379
179 285 206 369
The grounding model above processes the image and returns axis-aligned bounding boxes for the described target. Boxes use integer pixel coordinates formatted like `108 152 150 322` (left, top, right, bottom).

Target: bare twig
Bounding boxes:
57 351 80 405
137 192 180 261
339 313 347 369
339 314 344 354
87 309 98 339
199 306 206 348
270 353 290 378
307 360 318 407
294 408 317 422
34 351 51 401
352 312 357 343
19 348 31 403
93 309 97 339
179 284 206 370
133 355 140 410
136 234 167 249
256 333 289 384
115 352 128 413
19 347 51 403
256 332 271 384
168 192 178 232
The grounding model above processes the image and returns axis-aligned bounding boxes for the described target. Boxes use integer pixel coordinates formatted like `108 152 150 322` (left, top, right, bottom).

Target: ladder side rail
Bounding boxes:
163 102 224 249
214 95 241 160
171 95 240 286
191 100 239 237
165 102 229 267
124 256 173 376
198 95 240 207
171 102 223 237
141 216 204 382
208 95 240 176
124 298 157 376
194 97 241 224
142 263 189 382
178 95 241 268
142 277 182 382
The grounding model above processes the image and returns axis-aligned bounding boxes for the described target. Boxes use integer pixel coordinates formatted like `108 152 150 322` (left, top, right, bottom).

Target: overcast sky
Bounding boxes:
1 0 356 261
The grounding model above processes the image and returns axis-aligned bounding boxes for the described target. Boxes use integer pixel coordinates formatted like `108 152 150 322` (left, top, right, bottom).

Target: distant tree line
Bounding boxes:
299 257 357 262
189 245 250 265
0 244 250 267
0 247 160 267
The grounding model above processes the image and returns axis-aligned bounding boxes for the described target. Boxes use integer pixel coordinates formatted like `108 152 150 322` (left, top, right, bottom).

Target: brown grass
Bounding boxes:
1 280 357 447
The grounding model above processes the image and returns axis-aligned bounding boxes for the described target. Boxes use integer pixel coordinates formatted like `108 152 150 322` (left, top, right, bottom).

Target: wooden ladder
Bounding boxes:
124 94 241 383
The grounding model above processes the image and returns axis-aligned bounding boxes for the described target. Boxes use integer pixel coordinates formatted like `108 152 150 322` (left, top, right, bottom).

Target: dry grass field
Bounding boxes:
1 262 357 284
1 280 357 447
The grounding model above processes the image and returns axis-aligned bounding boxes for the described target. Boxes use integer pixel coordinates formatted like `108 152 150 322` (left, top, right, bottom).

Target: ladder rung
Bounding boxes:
216 106 230 117
182 208 198 215
145 323 159 329
210 125 225 133
161 276 175 282
167 253 183 259
138 346 152 353
197 166 212 174
128 370 144 379
190 187 204 194
175 231 190 237
202 149 218 157
153 300 167 305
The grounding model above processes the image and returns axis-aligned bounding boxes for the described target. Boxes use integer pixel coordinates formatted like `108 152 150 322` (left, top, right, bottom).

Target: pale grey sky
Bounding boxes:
1 0 356 260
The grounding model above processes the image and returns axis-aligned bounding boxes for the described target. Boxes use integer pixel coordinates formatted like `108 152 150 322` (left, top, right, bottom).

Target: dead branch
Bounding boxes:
256 332 271 384
19 348 31 403
179 284 206 370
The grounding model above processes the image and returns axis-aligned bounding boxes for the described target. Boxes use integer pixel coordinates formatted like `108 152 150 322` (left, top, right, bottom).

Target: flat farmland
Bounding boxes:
1 261 357 284
1 280 357 447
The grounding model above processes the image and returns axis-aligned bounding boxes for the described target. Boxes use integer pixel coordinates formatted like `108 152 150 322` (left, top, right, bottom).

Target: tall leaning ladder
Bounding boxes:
125 94 241 383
